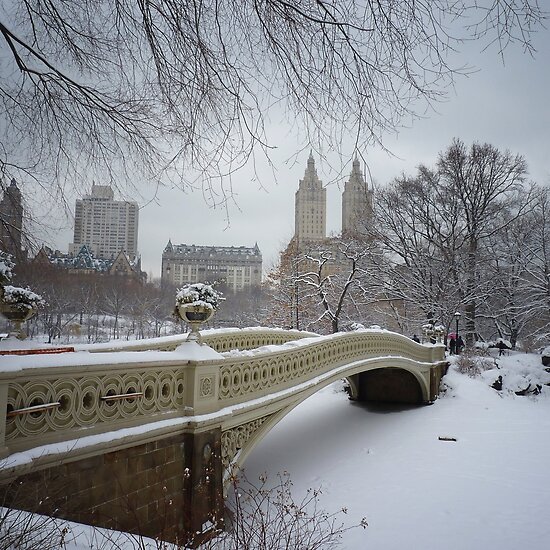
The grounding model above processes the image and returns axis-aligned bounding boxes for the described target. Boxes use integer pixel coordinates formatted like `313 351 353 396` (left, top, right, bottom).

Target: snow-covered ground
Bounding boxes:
3 350 550 549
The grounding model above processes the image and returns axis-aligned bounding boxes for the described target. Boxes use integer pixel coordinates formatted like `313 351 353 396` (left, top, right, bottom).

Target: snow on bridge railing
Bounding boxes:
0 329 445 474
74 326 319 353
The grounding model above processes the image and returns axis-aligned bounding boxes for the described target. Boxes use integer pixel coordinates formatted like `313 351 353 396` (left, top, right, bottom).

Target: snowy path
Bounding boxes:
243 361 550 549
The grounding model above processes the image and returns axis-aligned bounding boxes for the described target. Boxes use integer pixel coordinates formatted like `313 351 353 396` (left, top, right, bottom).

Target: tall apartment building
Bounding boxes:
70 184 139 259
294 152 326 244
342 157 373 235
0 179 24 260
162 241 262 292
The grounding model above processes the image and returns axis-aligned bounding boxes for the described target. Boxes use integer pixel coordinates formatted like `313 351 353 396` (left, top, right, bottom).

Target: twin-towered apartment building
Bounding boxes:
294 152 373 246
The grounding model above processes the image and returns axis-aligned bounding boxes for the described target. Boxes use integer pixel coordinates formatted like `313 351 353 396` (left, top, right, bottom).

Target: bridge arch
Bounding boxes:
346 366 426 405
221 357 432 483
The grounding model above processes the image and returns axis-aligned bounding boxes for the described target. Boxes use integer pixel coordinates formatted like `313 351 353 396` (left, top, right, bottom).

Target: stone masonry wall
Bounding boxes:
0 432 222 545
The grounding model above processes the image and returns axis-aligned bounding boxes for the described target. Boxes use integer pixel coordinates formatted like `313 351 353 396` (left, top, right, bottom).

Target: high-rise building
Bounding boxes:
70 184 139 259
162 241 262 292
0 179 24 260
342 157 373 235
294 153 326 244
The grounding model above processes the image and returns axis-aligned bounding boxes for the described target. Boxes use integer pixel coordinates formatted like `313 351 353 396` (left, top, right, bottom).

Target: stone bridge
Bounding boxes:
0 328 446 544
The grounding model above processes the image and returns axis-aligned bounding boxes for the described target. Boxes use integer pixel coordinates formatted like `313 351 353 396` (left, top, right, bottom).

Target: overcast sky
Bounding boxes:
46 28 550 281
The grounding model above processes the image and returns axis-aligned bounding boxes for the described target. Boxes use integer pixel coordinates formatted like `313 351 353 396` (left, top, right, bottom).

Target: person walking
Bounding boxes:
449 337 456 355
456 335 464 354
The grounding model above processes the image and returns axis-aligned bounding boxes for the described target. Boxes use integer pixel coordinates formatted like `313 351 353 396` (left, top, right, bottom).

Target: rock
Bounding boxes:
491 375 503 391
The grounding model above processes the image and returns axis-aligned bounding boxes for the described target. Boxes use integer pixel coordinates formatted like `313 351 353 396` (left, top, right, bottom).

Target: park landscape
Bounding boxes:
1 1 550 548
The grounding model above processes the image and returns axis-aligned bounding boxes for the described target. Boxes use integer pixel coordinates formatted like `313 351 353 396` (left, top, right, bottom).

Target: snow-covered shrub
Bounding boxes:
175 283 224 311
198 472 368 549
482 338 512 351
0 505 68 550
495 337 512 349
455 351 495 378
2 285 45 311
474 340 489 351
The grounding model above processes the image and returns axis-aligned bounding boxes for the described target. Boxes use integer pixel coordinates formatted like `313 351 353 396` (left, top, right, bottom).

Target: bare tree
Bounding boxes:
0 1 545 203
201 472 367 549
263 239 308 330
437 139 531 343
0 507 69 550
288 237 381 333
373 139 533 345
499 187 550 343
481 208 537 347
216 286 267 328
373 167 466 335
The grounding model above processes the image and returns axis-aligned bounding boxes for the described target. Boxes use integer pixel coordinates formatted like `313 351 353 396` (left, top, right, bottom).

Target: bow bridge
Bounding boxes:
0 328 446 543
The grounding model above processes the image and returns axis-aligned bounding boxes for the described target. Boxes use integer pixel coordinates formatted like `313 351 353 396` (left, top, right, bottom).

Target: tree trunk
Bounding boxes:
465 236 478 345
510 325 518 349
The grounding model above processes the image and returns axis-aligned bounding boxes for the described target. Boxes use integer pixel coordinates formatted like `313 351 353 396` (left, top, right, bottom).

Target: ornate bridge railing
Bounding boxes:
0 328 446 542
1 329 444 462
216 331 443 406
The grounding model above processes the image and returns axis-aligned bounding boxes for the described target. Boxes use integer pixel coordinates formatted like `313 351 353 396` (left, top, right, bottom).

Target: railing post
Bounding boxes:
184 359 222 416
180 354 225 541
431 343 445 363
428 344 448 402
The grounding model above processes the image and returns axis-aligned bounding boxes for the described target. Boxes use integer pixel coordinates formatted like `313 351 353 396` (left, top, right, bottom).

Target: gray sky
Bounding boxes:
48 28 550 280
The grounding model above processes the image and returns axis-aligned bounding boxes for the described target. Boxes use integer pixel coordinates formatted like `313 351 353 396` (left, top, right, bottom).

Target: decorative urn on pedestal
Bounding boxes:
1 252 44 340
174 283 223 343
433 324 445 344
1 285 44 340
421 322 434 343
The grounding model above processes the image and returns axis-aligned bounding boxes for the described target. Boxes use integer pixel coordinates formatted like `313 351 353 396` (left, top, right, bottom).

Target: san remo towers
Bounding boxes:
294 152 373 248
